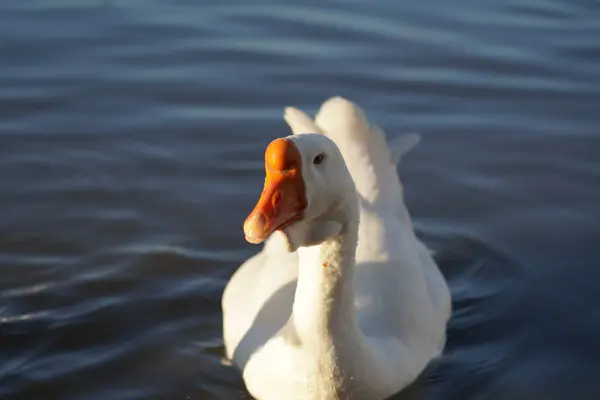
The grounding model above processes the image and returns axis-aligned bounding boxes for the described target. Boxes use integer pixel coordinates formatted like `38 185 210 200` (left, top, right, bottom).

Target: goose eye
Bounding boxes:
313 154 325 165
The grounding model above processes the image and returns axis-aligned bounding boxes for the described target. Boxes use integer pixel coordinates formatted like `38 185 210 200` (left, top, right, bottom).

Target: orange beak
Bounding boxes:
243 138 307 244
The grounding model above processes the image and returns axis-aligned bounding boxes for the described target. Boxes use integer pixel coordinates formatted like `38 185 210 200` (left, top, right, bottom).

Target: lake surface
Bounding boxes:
1 1 599 399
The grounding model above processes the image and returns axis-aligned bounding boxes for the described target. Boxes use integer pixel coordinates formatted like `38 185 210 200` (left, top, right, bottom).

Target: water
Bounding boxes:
0 1 599 399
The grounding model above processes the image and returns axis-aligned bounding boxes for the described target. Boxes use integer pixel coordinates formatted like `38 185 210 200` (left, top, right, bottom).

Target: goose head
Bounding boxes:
243 133 356 251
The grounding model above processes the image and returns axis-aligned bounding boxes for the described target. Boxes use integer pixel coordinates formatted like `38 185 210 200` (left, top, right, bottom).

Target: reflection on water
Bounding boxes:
1 1 599 399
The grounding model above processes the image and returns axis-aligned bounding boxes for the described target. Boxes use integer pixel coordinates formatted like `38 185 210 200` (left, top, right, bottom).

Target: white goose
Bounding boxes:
222 98 451 400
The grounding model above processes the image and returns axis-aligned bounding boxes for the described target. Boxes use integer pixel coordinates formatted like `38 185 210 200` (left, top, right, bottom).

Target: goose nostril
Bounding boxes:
272 191 282 208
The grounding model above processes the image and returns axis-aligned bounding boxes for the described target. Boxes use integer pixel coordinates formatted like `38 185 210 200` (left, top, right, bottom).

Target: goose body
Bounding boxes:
222 97 451 399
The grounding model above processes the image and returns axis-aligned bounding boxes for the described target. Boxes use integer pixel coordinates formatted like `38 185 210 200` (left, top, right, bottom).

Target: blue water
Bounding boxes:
1 1 599 399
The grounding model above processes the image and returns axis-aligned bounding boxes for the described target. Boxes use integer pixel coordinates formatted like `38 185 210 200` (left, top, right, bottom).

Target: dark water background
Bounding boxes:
1 1 599 399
